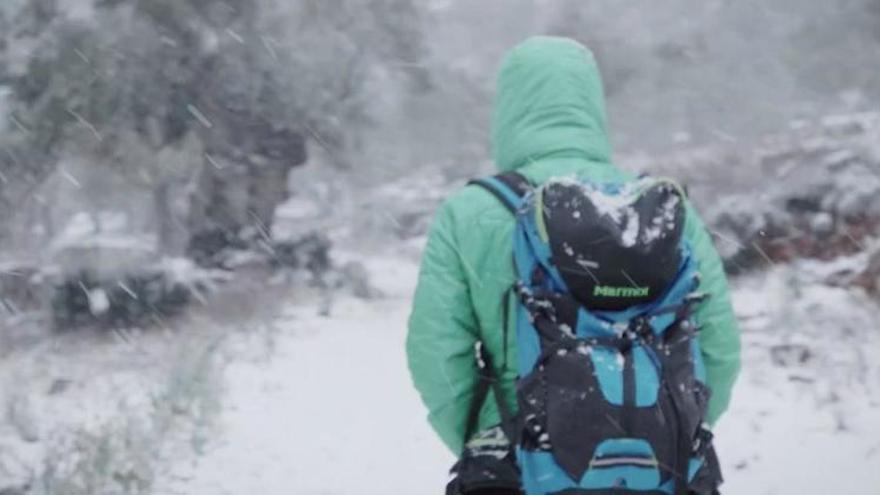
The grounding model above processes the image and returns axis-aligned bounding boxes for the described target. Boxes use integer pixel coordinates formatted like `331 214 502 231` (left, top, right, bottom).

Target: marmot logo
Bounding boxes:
593 285 650 298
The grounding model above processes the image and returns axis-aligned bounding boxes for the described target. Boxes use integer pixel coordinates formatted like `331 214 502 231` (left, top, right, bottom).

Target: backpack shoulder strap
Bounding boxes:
468 171 532 214
459 174 528 448
462 341 518 450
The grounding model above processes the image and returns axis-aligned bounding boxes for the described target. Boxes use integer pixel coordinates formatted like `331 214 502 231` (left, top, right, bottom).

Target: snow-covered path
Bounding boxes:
173 258 453 494
174 256 880 495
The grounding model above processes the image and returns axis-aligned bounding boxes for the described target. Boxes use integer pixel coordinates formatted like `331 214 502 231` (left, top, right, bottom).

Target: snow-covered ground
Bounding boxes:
2 239 878 494
717 264 880 494
4 146 880 493
163 256 454 494
157 249 880 495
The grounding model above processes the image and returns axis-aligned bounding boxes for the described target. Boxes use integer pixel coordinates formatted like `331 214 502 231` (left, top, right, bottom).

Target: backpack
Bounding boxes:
449 172 722 495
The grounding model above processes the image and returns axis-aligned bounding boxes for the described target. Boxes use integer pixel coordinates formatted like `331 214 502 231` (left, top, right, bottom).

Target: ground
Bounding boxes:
157 250 880 495
163 257 452 494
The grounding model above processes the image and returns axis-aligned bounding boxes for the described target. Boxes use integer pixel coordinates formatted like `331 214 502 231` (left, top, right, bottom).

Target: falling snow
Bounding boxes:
0 2 878 494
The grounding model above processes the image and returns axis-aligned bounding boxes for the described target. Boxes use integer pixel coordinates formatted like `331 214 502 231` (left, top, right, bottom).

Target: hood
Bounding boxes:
491 36 612 172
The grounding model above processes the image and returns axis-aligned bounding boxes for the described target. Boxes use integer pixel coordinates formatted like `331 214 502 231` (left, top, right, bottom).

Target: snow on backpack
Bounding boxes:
448 172 722 495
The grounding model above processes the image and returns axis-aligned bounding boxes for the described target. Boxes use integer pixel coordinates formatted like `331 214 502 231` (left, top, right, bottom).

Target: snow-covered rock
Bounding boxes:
693 114 880 274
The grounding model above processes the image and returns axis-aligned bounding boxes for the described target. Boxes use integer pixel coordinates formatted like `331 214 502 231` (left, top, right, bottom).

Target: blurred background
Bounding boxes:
0 1 879 494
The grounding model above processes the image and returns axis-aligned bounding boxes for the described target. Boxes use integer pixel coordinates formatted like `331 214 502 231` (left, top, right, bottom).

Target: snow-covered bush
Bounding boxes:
0 262 42 317
29 335 225 495
50 258 229 330
703 113 880 274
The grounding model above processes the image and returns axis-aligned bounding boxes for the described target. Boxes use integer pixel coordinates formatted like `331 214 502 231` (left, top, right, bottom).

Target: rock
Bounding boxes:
8 395 40 443
837 189 874 220
809 212 834 237
0 263 43 316
186 228 249 268
0 449 31 495
47 378 73 396
87 287 110 316
703 119 880 274
770 344 813 367
821 149 860 170
853 247 880 296
340 261 381 300
270 233 332 280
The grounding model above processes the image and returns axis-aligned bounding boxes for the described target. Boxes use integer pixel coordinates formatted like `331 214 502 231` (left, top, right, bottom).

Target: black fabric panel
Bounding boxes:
542 347 613 481
516 320 714 489
656 323 706 445
688 445 723 495
447 451 523 495
622 348 636 433
541 180 685 311
516 369 546 452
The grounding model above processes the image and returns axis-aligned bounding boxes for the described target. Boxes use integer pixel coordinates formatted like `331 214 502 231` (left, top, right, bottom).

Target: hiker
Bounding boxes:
406 36 741 495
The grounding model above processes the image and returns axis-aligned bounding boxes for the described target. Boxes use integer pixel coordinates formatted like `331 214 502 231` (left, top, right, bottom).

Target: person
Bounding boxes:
406 36 741 493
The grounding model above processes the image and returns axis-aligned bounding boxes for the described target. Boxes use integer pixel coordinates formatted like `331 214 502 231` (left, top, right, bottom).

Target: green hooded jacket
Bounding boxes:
406 36 741 454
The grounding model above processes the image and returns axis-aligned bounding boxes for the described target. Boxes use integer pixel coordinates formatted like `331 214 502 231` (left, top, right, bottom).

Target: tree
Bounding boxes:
2 0 429 254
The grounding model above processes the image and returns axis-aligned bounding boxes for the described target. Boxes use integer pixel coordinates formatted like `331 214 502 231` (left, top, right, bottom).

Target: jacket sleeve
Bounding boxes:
406 201 480 454
684 202 742 426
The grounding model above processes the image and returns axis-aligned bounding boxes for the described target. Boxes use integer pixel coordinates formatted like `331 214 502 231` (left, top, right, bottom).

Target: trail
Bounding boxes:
172 256 880 495
171 258 452 494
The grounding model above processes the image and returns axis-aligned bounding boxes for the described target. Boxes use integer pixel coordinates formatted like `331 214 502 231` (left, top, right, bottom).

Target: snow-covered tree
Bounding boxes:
0 0 428 252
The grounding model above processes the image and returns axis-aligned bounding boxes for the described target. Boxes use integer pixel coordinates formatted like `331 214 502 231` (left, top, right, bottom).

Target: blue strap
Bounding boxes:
468 172 532 214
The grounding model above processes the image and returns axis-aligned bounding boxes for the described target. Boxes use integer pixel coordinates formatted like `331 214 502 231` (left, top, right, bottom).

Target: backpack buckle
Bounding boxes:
617 316 652 352
629 316 654 339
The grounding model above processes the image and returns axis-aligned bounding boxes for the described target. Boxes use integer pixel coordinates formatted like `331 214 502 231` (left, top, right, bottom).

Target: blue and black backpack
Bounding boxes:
447 172 722 495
